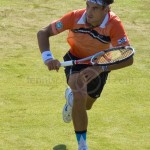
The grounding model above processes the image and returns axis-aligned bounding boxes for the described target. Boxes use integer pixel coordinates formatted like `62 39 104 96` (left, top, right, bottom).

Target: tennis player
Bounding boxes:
37 0 134 149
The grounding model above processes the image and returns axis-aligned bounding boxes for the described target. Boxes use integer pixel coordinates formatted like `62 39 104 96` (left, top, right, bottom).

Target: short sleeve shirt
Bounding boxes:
51 9 129 58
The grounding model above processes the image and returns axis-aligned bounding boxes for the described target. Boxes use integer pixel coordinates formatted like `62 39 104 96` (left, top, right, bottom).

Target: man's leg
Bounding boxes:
62 85 97 148
68 73 89 149
62 87 96 124
86 95 96 110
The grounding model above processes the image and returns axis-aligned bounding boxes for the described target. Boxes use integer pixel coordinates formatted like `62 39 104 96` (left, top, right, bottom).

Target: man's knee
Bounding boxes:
68 73 87 93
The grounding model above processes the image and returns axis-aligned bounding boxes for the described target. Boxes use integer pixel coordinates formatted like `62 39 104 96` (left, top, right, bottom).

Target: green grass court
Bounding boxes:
0 0 150 149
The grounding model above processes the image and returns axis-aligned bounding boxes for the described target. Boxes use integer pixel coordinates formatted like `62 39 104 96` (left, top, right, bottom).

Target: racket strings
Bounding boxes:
92 49 133 65
111 49 132 61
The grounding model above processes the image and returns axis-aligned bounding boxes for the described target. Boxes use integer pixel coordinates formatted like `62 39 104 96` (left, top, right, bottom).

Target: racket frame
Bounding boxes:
60 46 135 67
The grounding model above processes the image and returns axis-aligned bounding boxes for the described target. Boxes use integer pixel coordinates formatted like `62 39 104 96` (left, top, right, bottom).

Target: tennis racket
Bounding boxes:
60 46 135 67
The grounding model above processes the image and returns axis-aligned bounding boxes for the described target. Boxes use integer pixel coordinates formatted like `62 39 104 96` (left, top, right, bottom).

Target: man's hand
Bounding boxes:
45 59 61 72
80 66 103 84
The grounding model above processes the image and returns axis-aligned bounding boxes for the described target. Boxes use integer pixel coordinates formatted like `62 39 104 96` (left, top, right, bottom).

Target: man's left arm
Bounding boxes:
106 56 133 71
107 19 134 71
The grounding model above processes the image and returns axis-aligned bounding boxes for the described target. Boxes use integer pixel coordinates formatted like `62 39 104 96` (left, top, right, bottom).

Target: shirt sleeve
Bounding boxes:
50 11 75 35
109 19 130 47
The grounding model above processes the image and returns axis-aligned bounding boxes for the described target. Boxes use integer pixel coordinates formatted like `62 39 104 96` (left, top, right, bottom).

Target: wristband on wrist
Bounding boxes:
41 50 54 63
101 66 108 72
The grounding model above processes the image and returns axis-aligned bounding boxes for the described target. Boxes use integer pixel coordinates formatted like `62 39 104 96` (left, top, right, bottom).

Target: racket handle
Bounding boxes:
60 61 73 67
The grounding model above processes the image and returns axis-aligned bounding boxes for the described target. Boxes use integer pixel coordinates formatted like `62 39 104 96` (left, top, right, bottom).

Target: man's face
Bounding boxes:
86 1 107 26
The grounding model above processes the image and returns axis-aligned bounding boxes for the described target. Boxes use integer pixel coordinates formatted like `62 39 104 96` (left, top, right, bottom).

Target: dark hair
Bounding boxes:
103 0 114 6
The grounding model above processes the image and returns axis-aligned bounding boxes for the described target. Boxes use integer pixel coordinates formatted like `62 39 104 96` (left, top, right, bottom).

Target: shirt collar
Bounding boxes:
100 13 109 28
77 11 109 28
77 11 87 24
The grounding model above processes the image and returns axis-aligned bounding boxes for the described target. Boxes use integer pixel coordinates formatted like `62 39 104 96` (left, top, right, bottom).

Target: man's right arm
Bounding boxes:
37 11 76 70
37 24 53 53
37 24 61 71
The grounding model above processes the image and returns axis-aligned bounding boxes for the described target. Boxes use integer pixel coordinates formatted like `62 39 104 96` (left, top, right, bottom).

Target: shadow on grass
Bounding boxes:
53 144 67 150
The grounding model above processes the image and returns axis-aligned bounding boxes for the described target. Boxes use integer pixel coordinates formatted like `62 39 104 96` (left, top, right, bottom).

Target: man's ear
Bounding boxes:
104 6 110 13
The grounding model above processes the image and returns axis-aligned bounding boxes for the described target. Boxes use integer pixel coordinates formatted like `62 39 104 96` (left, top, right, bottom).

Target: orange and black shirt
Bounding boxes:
51 9 129 58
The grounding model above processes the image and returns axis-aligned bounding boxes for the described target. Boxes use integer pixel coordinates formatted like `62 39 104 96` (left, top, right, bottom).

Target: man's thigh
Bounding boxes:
63 51 109 99
68 73 87 93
